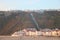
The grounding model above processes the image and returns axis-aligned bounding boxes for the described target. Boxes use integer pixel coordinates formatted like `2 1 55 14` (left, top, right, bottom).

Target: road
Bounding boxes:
0 36 60 40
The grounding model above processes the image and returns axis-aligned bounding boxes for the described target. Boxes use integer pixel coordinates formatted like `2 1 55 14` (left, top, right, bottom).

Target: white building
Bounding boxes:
12 31 25 36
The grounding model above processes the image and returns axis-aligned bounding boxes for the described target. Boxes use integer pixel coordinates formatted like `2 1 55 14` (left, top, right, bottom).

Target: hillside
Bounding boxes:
0 10 60 35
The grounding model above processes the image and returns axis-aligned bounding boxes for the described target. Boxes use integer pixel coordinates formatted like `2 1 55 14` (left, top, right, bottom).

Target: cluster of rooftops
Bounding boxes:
12 28 60 37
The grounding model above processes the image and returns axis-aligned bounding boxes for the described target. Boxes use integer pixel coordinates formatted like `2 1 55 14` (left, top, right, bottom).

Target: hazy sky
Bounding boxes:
0 0 60 10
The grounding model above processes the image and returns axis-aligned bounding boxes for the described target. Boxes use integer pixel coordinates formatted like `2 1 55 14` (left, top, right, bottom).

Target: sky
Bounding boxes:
0 0 60 11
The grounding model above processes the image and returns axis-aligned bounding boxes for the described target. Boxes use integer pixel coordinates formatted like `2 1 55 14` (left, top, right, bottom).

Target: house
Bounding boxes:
24 28 37 36
12 31 25 36
57 30 60 36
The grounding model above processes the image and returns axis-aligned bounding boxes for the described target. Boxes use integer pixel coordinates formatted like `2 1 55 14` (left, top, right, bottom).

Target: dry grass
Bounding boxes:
0 36 60 40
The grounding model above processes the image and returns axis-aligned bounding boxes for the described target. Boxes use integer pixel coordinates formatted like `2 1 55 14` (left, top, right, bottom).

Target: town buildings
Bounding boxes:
12 28 60 37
